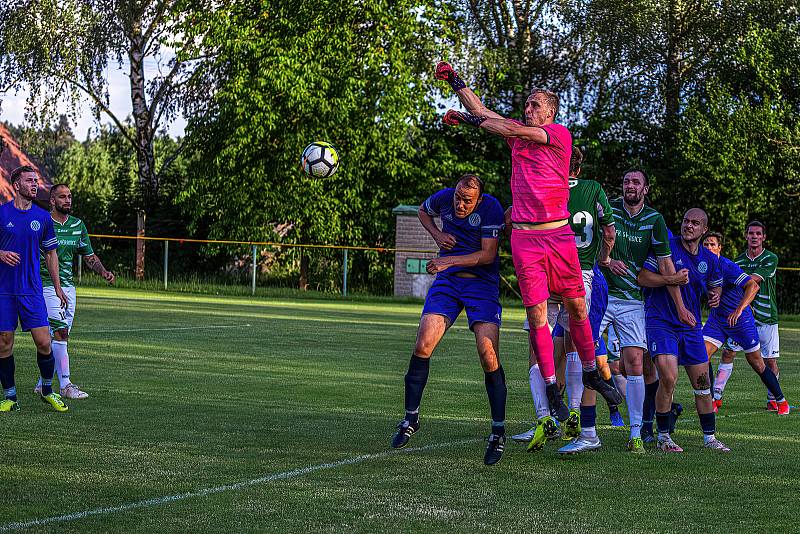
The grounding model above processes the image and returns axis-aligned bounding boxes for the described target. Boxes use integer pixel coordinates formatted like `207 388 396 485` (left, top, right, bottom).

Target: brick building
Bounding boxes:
392 204 439 298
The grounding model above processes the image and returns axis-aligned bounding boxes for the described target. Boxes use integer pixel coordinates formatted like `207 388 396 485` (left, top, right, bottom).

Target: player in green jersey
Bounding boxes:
714 221 785 412
34 184 114 399
593 169 690 453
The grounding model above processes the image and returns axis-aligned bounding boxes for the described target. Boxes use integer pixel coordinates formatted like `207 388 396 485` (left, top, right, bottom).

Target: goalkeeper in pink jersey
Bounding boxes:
436 61 622 421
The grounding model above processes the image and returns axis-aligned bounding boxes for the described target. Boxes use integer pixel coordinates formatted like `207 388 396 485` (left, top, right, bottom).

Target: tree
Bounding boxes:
0 0 210 279
182 0 457 290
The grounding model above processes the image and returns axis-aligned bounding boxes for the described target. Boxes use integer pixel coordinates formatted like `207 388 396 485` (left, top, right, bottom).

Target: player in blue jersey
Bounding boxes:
637 208 730 452
701 232 789 414
390 174 507 465
0 166 69 413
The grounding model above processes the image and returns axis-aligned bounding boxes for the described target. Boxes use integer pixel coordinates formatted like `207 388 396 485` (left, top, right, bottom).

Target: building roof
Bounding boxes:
0 123 52 204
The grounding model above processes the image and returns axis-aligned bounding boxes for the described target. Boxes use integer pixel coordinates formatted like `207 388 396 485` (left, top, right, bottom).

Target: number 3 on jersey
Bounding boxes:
572 211 594 248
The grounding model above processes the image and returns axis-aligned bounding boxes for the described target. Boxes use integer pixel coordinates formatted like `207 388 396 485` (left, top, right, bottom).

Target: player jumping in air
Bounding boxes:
436 61 621 425
701 231 788 415
33 184 115 399
390 175 508 465
0 166 68 413
637 208 729 452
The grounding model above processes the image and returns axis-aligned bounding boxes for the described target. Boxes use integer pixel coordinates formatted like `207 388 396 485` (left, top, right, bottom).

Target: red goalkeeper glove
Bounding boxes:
443 109 486 127
435 61 466 91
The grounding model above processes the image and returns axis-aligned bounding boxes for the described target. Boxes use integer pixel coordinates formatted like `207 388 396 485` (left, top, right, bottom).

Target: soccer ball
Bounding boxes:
301 141 339 178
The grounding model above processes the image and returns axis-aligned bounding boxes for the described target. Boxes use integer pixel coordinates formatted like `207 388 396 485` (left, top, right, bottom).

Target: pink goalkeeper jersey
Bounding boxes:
507 121 572 223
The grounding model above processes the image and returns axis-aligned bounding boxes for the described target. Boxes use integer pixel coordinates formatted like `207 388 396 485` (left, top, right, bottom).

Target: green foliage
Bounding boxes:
677 24 800 260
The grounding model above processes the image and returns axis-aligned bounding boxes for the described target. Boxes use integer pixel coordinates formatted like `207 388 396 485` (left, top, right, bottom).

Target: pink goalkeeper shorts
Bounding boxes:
511 224 585 307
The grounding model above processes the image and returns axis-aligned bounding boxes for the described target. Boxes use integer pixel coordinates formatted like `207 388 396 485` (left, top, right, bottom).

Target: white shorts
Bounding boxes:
523 269 593 333
599 296 646 349
43 286 76 334
727 323 779 358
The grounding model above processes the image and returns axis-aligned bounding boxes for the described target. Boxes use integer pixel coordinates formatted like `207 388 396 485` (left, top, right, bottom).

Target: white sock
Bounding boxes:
703 433 716 444
582 426 597 438
626 375 645 439
529 365 550 419
714 362 733 400
565 352 583 410
52 340 71 388
612 374 627 398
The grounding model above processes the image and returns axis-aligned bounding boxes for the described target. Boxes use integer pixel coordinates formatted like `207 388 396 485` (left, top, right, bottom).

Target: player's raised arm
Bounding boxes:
435 61 504 121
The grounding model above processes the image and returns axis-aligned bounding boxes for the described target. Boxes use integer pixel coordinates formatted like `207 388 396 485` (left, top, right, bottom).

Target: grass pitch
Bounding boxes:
1 288 798 533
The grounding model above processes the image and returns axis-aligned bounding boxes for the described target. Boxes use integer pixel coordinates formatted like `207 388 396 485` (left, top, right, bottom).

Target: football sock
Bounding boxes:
484 366 506 434
580 405 597 438
52 340 71 388
642 379 659 435
565 352 583 410
758 367 785 403
714 362 733 400
596 355 612 381
568 316 597 370
699 412 716 443
529 324 556 383
0 355 16 401
626 375 645 439
37 351 55 396
767 372 779 401
404 354 429 424
613 374 627 397
529 365 550 419
656 411 671 439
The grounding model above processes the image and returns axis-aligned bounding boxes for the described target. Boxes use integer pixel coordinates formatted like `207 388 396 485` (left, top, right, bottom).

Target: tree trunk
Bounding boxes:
128 16 156 280
135 210 146 281
299 253 309 290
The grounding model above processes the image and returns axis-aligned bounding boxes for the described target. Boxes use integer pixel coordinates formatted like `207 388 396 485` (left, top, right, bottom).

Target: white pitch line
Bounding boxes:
78 324 252 334
0 439 478 532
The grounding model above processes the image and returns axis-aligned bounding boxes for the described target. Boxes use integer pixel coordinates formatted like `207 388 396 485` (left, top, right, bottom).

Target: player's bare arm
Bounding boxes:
434 61 504 120
657 256 695 327
598 223 616 266
637 268 690 287
45 248 67 308
418 206 455 250
84 254 115 284
729 279 759 327
426 238 499 274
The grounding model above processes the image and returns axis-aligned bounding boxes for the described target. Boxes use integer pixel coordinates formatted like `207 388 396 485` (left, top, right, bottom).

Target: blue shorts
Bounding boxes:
552 323 564 338
422 274 501 330
703 312 760 353
588 279 608 342
647 324 708 366
0 293 49 332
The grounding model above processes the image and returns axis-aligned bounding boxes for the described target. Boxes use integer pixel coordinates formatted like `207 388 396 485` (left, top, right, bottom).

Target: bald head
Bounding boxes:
681 207 709 244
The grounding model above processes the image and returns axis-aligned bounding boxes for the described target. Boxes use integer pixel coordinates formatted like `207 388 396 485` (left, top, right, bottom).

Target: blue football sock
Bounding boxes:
656 411 671 437
484 365 506 434
758 367 784 403
0 355 16 401
37 351 55 396
404 354 429 424
699 412 715 436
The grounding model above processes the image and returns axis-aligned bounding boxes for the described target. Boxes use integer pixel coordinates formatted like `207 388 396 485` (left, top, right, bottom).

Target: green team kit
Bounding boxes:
602 199 671 301
568 178 614 270
735 249 778 325
40 215 93 288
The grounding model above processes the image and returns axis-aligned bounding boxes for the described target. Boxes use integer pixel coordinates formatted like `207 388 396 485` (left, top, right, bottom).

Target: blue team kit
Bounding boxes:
643 236 722 366
420 188 504 330
702 255 760 352
0 201 58 331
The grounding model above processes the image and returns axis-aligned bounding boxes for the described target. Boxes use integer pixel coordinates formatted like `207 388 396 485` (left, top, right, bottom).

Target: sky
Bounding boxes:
0 58 187 140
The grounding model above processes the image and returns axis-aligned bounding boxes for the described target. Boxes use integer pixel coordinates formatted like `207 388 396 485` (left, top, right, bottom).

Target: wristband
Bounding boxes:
448 71 466 91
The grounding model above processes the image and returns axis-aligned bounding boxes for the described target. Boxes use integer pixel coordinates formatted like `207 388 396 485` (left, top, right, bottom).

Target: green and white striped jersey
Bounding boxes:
601 199 671 301
568 179 614 270
735 249 778 325
40 215 94 288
